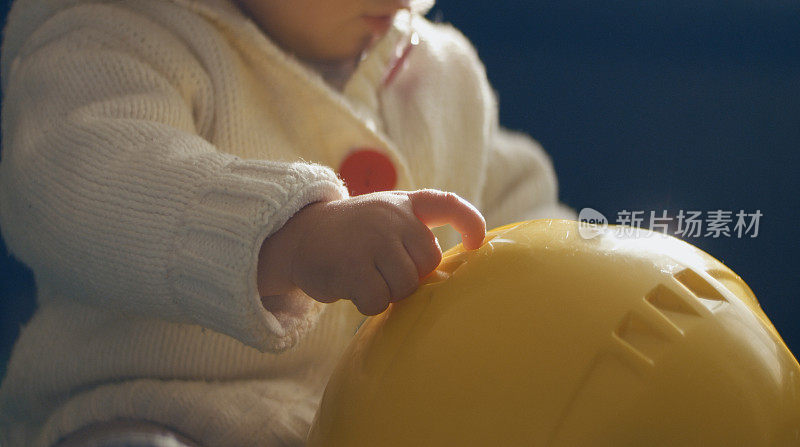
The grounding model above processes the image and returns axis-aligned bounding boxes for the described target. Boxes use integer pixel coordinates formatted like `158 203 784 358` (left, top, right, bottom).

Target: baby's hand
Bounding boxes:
257 190 486 315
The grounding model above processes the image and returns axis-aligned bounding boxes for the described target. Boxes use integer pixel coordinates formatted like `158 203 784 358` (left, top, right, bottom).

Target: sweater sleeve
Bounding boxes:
0 5 346 352
480 127 576 230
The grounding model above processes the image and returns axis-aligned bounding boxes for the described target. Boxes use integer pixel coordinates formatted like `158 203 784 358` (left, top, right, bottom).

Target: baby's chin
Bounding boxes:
300 32 382 64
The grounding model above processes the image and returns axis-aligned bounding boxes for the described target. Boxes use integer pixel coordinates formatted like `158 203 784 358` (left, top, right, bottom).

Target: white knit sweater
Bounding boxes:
0 0 572 445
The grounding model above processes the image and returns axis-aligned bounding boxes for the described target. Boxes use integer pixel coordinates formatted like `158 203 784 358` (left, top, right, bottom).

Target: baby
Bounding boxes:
0 0 572 445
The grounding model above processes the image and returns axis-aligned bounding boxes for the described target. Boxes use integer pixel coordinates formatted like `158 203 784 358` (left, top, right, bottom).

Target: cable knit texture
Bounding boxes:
0 0 571 445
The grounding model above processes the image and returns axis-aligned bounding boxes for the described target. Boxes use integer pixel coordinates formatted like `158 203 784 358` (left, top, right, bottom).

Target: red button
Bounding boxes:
339 149 397 196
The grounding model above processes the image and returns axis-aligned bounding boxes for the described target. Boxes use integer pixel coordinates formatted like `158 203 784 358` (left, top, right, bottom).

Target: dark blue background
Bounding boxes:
427 0 799 351
1 1 798 379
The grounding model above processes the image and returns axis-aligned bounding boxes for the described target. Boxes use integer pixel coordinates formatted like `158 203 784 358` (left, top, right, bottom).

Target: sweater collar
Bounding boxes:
168 0 419 120
167 0 422 187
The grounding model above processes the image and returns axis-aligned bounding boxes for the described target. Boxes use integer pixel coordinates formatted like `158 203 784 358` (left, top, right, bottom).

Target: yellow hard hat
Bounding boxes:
308 220 800 446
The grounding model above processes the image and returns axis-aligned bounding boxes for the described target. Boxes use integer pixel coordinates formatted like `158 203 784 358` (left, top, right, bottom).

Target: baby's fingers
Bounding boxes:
350 268 391 315
375 246 422 302
407 189 486 250
402 227 442 278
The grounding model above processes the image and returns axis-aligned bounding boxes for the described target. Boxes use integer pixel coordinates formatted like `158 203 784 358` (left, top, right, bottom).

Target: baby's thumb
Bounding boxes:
407 189 486 250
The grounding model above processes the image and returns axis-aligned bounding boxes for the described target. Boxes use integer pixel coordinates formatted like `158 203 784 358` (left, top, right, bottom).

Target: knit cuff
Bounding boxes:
168 155 349 352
